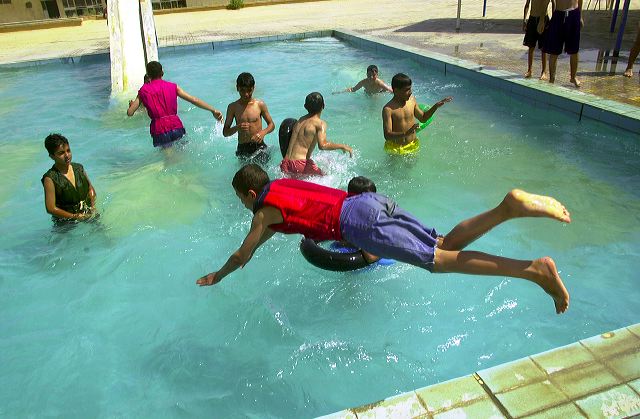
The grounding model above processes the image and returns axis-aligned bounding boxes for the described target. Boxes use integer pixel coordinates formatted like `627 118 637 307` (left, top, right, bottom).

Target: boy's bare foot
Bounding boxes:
549 76 555 83
504 189 571 223
529 257 569 314
570 78 581 88
623 68 633 77
524 71 532 78
540 72 549 81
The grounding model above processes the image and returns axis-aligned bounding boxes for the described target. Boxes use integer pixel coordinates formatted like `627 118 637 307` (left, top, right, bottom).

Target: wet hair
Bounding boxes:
348 176 377 194
232 164 270 195
366 65 378 75
44 133 69 155
236 72 255 88
146 61 163 79
391 73 412 90
304 92 325 114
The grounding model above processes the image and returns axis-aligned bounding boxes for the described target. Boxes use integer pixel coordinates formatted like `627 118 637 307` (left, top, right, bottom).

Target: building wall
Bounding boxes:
0 0 47 23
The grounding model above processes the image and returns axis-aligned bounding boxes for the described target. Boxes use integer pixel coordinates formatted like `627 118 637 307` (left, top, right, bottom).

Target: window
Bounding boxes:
0 0 12 5
151 0 186 10
63 0 104 17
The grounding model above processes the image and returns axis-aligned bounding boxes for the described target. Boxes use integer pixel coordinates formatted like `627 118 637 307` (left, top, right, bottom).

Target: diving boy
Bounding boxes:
127 61 224 148
522 0 549 79
197 164 571 315
382 73 452 154
280 92 352 176
336 65 393 94
223 72 276 164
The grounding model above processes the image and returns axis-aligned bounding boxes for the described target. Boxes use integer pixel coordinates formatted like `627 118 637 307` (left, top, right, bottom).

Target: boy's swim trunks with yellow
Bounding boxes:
339 192 439 271
384 139 420 155
279 158 324 175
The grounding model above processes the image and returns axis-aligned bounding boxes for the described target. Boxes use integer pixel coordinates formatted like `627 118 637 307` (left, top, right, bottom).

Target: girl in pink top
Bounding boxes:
127 61 223 148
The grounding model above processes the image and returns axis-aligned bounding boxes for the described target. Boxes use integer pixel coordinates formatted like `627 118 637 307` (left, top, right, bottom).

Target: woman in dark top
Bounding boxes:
41 133 96 222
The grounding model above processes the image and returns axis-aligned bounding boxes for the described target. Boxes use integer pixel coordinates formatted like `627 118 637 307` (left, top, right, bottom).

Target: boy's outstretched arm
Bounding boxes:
196 207 281 286
415 96 453 123
316 122 353 157
127 96 141 116
377 79 393 93
176 86 224 121
334 79 365 94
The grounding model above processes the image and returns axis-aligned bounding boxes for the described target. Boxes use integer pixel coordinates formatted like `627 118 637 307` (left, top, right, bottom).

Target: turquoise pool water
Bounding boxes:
0 37 638 417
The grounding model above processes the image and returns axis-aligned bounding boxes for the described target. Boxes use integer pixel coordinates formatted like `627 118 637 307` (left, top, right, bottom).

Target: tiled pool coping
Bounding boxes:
319 323 640 418
2 29 638 135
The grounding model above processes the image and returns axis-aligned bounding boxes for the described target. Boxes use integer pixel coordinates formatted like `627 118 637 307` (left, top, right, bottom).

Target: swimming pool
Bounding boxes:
0 37 638 417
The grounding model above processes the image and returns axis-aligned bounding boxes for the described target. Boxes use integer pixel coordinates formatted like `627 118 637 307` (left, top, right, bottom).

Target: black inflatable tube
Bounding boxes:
279 118 298 158
299 238 369 272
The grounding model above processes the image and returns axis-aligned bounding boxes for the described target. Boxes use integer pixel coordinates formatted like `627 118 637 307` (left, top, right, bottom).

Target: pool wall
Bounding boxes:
2 29 638 135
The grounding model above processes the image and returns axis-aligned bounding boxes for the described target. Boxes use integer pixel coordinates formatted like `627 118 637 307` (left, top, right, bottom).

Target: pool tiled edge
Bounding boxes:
318 323 640 418
333 30 640 135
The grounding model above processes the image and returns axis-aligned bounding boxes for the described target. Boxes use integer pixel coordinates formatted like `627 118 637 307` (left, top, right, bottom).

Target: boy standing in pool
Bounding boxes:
127 61 224 148
223 72 276 164
280 92 352 176
382 73 452 154
335 65 393 94
196 164 571 315
522 0 549 79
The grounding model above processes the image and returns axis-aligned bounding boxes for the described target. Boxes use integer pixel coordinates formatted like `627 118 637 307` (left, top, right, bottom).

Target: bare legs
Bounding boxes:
624 26 640 77
433 189 571 314
525 48 548 80
548 53 580 87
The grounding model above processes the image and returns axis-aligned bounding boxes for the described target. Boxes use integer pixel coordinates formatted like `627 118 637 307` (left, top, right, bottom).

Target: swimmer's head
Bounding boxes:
391 73 412 100
304 92 325 114
146 61 163 80
391 73 412 90
348 176 377 194
236 72 255 100
232 164 270 210
44 133 69 155
366 65 379 79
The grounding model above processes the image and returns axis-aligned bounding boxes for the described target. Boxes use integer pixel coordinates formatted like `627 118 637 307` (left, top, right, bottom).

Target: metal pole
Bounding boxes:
456 0 462 30
613 0 631 53
609 0 620 33
483 0 487 17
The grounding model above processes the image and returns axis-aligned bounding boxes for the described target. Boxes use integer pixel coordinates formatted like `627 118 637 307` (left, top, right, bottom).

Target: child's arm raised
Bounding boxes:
177 86 223 121
415 96 453 123
196 206 281 286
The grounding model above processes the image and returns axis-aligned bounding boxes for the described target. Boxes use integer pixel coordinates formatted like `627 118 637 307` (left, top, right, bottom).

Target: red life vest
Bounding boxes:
253 179 347 241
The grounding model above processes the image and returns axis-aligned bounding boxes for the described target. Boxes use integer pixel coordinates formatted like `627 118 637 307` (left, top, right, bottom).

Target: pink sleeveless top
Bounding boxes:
138 79 185 136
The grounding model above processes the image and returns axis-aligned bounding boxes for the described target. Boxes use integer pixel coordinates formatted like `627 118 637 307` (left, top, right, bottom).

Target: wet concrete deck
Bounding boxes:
320 323 640 419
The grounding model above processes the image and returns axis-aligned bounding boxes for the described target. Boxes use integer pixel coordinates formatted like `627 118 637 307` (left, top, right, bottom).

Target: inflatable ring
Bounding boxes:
300 238 369 272
384 139 420 155
416 104 435 133
278 118 297 158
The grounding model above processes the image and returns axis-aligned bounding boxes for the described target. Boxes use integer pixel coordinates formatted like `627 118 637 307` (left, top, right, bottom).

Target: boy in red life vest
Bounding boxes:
127 61 224 148
197 164 572 314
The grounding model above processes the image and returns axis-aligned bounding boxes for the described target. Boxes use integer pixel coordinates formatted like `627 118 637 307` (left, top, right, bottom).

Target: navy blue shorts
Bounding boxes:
523 15 549 49
152 128 186 148
236 141 270 165
339 193 440 272
544 8 581 55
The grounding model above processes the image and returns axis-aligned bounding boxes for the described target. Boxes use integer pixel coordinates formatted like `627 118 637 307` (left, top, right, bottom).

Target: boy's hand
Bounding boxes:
437 96 453 107
251 132 263 142
212 109 224 121
406 123 419 135
343 145 353 157
537 18 545 34
196 272 221 286
522 19 527 32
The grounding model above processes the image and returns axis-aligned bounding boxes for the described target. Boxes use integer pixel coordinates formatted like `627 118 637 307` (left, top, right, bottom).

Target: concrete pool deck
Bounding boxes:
320 323 640 419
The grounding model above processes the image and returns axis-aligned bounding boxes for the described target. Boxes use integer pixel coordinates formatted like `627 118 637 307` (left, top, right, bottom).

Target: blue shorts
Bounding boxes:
339 193 440 272
152 128 186 148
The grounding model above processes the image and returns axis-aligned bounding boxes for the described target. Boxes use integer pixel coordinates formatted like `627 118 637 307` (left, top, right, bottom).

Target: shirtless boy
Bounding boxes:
197 164 571 315
382 73 452 153
523 0 550 79
543 0 584 87
223 72 275 164
280 92 352 176
336 65 393 94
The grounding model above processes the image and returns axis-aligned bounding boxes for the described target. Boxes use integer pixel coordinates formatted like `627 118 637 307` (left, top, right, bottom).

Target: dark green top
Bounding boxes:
41 162 91 214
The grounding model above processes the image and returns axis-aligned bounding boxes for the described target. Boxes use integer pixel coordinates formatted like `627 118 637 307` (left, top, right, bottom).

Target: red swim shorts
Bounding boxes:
279 158 324 176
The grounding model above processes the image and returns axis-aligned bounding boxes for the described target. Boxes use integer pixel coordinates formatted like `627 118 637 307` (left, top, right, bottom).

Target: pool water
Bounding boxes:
0 38 638 417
